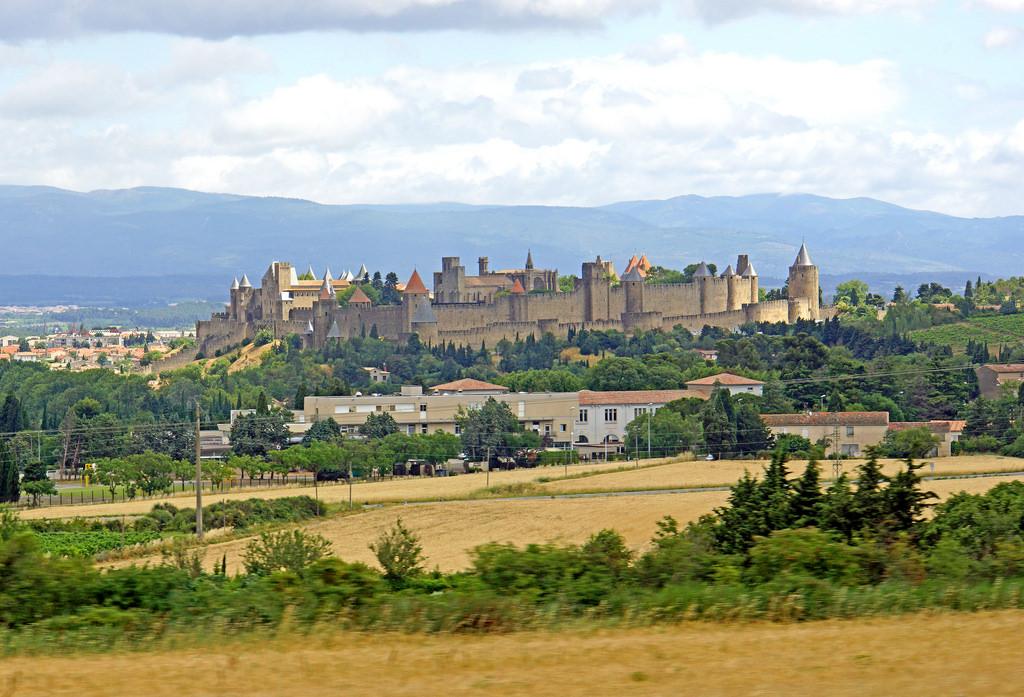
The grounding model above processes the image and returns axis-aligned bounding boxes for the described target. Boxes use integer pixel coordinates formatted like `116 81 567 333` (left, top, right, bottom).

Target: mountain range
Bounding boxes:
0 185 1019 306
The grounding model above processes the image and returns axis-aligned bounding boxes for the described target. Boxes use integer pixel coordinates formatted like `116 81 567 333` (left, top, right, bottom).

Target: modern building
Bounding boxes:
429 378 510 395
976 364 1024 399
301 386 578 446
573 389 701 458
761 412 891 457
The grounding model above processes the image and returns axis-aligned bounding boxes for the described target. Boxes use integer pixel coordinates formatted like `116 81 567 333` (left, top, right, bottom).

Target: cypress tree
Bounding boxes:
852 450 888 532
0 440 18 503
255 391 269 415
790 458 823 527
885 459 936 532
820 473 858 542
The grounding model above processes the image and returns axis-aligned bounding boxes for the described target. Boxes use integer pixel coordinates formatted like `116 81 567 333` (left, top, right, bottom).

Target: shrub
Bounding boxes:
243 530 332 575
370 519 425 582
746 528 868 586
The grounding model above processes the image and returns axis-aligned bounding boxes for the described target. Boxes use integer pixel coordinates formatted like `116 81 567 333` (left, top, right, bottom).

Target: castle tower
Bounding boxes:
525 250 534 270
478 257 489 275
787 243 820 321
581 257 611 322
741 260 758 305
693 261 712 314
410 299 439 346
722 265 742 311
402 269 431 332
508 278 528 322
622 266 645 315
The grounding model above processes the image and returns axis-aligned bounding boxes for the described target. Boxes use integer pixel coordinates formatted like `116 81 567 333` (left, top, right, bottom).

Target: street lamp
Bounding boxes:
820 394 827 413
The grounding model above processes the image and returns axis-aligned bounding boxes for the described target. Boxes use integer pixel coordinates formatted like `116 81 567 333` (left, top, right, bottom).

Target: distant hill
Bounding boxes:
0 185 1019 305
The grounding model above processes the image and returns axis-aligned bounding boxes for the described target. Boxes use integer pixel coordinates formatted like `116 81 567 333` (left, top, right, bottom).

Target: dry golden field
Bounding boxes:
109 472 1024 575
19 458 645 520
2 610 1021 696
541 455 1024 494
25 454 1024 521
108 491 729 574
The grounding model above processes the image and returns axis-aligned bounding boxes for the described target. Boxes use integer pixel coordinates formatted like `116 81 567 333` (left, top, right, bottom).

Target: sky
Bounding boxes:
0 1 1023 217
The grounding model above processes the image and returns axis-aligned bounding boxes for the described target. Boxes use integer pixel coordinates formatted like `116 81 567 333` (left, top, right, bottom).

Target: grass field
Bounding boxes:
108 472 1024 574
2 610 1021 696
910 313 1024 352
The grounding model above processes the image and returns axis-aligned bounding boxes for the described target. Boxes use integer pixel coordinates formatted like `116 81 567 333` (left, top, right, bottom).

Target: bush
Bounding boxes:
243 530 332 575
370 519 424 583
746 528 868 586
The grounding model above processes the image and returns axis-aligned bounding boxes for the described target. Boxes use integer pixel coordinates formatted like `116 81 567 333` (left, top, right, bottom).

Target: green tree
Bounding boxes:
0 439 19 503
369 518 424 583
358 412 399 439
881 427 940 459
242 530 333 575
303 418 341 444
852 451 889 532
455 397 526 462
625 410 702 459
701 389 736 458
230 411 290 457
885 459 936 532
820 474 858 542
790 458 823 527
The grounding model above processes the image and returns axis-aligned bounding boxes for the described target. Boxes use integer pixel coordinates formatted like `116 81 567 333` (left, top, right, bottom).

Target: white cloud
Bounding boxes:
983 26 1024 48
0 0 659 40
976 0 1024 10
681 0 931 23
1 45 1023 217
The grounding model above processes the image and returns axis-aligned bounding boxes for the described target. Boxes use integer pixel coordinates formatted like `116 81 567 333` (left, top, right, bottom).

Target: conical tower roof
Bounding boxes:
510 278 526 294
306 264 316 278
343 269 355 282
525 250 534 270
793 243 813 267
230 277 240 290
306 320 314 334
239 274 252 288
412 301 438 324
356 263 369 279
625 254 639 272
319 278 335 300
721 265 735 277
621 266 644 282
323 267 334 282
326 320 342 339
404 270 429 294
349 286 372 304
289 266 299 286
638 254 652 271
693 262 712 278
741 261 758 278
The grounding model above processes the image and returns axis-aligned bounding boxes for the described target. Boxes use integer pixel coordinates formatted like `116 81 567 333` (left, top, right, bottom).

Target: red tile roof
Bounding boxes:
349 286 372 304
981 364 1024 373
686 373 765 386
403 270 429 295
578 389 703 406
430 378 509 393
889 420 966 434
510 279 526 294
762 412 890 427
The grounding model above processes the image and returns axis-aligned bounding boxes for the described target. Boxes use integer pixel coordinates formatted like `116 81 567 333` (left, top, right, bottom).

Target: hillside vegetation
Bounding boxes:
910 313 1024 353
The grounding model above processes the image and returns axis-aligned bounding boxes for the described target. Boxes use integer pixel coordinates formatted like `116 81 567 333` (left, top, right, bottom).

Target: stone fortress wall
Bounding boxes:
194 245 822 356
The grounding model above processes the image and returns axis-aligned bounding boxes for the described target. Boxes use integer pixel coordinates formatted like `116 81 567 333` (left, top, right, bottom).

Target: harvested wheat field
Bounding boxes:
110 472 1024 575
110 491 729 574
542 455 1024 494
19 458 645 521
2 610 1021 696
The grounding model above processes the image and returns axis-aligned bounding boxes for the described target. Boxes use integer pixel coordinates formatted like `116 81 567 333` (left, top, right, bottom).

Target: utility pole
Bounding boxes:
485 446 491 487
647 403 653 462
832 412 842 482
194 402 203 540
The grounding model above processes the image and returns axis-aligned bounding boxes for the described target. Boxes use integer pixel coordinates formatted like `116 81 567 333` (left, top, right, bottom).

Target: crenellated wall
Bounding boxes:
196 253 824 352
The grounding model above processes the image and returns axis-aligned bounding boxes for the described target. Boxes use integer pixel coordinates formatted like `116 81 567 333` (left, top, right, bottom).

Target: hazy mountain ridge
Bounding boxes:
0 185 1018 305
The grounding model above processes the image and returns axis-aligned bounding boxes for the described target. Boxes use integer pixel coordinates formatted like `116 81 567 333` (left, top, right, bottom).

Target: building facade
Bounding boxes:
194 246 824 358
761 412 891 457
